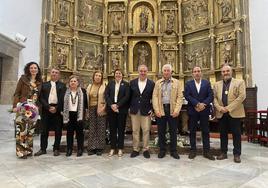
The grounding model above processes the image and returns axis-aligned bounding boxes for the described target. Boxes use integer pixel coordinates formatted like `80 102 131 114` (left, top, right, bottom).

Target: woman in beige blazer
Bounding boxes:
86 70 107 156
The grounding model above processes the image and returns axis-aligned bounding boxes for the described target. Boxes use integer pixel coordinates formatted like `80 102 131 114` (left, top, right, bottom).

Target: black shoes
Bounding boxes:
158 151 166 158
143 150 150 159
203 152 215 160
188 150 197 159
53 150 60 156
96 149 103 156
216 153 228 160
234 155 241 163
77 149 83 157
34 150 47 156
88 150 96 156
66 149 72 157
170 152 180 159
130 151 139 158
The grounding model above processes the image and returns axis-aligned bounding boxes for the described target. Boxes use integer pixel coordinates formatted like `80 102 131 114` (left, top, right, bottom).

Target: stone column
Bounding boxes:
123 38 128 75
157 37 162 76
103 36 108 76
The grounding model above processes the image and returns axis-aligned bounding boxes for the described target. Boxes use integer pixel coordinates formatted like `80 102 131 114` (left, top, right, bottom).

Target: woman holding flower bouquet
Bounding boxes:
13 62 42 159
63 75 88 157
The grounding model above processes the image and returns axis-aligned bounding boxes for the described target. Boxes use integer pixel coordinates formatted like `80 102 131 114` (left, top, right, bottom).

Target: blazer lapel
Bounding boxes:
218 81 223 102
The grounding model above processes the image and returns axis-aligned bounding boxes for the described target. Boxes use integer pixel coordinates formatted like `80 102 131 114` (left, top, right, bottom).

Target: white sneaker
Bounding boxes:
108 149 114 157
118 149 123 157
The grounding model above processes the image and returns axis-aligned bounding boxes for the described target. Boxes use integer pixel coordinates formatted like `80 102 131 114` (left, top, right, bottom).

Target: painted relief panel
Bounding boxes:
184 40 211 72
182 0 209 32
77 41 103 71
78 0 103 32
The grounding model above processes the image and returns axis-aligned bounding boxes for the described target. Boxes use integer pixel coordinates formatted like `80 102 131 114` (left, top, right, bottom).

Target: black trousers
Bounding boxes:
219 113 241 156
156 104 177 153
188 114 210 152
66 112 84 151
108 111 127 149
40 111 63 151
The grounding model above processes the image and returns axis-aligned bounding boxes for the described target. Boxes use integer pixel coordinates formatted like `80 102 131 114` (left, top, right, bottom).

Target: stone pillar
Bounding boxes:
157 37 162 76
123 38 128 76
103 36 108 77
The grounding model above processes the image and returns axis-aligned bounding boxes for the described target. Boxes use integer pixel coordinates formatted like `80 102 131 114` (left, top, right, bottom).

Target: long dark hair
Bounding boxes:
24 62 42 82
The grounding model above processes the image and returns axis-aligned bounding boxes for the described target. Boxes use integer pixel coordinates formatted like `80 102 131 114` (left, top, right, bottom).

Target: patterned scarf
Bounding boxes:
63 87 84 124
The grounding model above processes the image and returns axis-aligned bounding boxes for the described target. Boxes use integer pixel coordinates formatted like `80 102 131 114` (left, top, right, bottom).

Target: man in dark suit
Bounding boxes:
35 67 66 156
184 66 215 160
105 69 130 157
129 64 154 158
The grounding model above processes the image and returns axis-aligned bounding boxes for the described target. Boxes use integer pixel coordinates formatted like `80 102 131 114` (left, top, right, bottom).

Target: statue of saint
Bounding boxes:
57 46 68 67
139 8 149 32
217 0 232 22
112 13 121 34
112 52 120 70
138 45 149 66
59 1 68 26
166 12 175 34
80 52 90 69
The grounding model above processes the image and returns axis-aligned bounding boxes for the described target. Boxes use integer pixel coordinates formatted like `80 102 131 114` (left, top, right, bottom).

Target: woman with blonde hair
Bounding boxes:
86 70 107 156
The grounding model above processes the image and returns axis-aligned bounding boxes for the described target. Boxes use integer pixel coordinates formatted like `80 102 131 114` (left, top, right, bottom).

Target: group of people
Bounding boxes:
13 62 246 163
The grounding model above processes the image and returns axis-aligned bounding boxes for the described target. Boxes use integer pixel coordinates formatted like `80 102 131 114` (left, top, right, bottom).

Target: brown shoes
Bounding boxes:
34 150 47 156
216 153 228 160
234 155 241 163
203 152 215 160
188 151 197 159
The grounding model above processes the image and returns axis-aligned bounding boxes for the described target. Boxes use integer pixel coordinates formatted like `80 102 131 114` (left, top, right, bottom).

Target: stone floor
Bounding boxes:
1 105 268 188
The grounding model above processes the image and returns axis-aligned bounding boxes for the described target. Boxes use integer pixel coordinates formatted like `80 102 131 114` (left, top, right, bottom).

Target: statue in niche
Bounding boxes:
57 46 68 67
217 0 232 22
165 52 175 68
138 45 149 66
85 0 93 24
139 8 149 32
200 48 209 68
112 13 121 34
112 52 120 70
223 42 232 64
166 11 175 34
59 1 68 26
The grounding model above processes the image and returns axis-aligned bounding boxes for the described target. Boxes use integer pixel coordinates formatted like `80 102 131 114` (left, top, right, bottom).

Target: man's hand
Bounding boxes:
155 112 161 118
220 107 228 113
111 104 119 113
171 111 179 118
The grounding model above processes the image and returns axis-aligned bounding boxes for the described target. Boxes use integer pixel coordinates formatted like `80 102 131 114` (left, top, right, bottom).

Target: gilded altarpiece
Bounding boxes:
41 0 252 87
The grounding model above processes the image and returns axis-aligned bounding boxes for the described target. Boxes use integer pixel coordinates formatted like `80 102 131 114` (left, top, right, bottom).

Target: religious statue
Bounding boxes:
85 0 93 24
185 52 194 71
59 1 68 26
217 0 232 22
166 11 175 34
138 45 149 66
57 46 68 67
139 8 149 32
112 13 121 34
223 42 232 64
165 52 175 68
112 52 120 70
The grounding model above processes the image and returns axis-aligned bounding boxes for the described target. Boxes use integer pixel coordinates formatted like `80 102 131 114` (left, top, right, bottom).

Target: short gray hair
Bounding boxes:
162 64 172 72
138 64 148 71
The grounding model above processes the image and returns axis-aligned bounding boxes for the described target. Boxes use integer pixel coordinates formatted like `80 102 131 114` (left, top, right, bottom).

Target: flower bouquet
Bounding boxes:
15 100 39 123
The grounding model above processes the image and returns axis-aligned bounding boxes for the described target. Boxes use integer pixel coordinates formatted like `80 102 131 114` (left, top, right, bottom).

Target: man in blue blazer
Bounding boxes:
129 64 155 158
184 66 215 160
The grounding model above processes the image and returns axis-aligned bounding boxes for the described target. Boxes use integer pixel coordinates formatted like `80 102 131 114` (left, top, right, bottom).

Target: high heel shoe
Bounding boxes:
108 149 114 157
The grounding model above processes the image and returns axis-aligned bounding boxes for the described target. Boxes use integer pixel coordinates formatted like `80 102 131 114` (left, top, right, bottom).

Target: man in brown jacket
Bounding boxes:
152 64 183 159
213 64 246 163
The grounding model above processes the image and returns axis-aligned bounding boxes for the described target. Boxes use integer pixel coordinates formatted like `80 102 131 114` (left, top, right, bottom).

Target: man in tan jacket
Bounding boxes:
213 64 246 163
153 64 183 159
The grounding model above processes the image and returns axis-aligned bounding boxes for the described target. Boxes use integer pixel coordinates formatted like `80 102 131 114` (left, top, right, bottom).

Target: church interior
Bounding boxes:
0 0 268 187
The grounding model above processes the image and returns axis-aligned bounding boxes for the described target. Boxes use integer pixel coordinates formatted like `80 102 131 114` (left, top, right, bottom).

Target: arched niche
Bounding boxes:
133 41 152 71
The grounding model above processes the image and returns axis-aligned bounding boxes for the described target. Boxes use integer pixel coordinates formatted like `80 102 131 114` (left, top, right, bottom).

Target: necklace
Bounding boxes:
223 81 230 95
70 91 78 104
